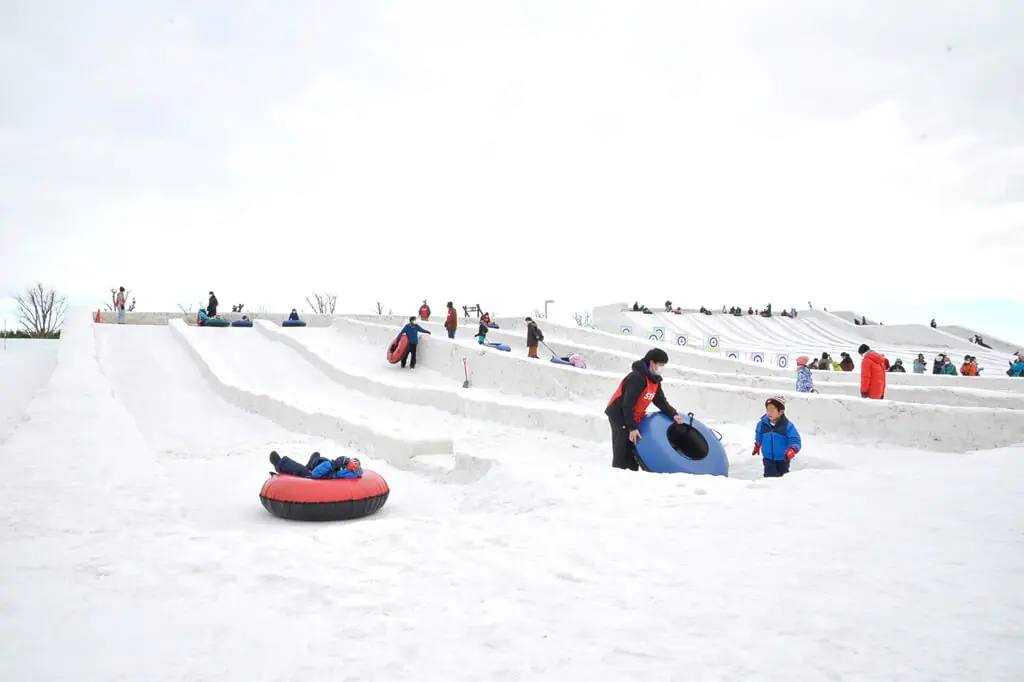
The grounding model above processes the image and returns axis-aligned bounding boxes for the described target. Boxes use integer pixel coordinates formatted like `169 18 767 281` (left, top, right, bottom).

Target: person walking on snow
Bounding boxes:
419 300 431 320
114 286 127 324
604 348 685 471
752 396 802 478
444 302 458 339
858 344 887 399
795 355 817 393
395 316 431 369
525 317 544 358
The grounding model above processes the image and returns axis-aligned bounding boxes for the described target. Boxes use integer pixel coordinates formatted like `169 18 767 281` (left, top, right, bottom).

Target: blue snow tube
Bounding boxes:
550 357 573 366
487 323 499 329
282 319 307 327
232 319 253 327
485 342 510 352
635 412 729 477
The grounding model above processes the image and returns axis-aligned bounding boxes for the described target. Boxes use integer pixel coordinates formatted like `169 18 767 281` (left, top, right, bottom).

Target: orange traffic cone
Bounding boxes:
94 309 101 323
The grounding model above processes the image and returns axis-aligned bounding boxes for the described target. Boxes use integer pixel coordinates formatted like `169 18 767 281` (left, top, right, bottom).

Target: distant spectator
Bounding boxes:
960 355 977 377
795 356 817 393
525 317 544 359
419 300 431 320
839 352 855 372
114 286 127 324
208 291 218 317
1007 353 1023 377
444 301 458 339
889 358 906 373
932 354 945 374
940 357 958 376
912 354 927 374
811 352 833 371
858 344 887 399
930 318 937 328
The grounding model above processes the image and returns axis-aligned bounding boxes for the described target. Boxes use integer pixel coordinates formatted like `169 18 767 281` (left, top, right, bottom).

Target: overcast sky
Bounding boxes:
1 0 1022 337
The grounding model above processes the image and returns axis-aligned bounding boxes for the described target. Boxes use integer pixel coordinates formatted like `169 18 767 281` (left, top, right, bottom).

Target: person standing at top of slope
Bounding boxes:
114 286 127 324
207 291 219 317
443 301 458 339
604 348 685 471
525 317 544 358
395 316 431 369
858 344 887 399
419 300 431 320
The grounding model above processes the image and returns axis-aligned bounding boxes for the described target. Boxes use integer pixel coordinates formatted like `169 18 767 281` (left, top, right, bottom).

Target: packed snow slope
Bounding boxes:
592 303 1019 378
1 308 1022 681
0 339 57 444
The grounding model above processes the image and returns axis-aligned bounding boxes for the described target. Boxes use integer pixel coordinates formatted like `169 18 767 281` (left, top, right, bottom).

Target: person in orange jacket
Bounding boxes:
858 344 887 399
959 355 978 376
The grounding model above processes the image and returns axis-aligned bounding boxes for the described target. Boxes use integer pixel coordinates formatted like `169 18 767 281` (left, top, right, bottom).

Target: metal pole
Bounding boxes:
544 299 554 318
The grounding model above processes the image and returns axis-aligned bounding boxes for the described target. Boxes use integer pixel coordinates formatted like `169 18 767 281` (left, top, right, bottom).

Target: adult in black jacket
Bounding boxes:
207 291 219 317
604 348 684 470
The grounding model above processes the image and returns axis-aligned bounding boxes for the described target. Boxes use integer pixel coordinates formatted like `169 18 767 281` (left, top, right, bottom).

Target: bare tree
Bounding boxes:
374 300 385 315
177 303 194 314
103 287 136 312
531 308 546 319
572 310 594 328
15 282 67 336
306 292 338 315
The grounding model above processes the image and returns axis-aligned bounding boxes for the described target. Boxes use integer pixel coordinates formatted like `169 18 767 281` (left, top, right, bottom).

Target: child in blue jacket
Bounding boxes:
751 396 802 478
395 316 431 369
269 451 363 479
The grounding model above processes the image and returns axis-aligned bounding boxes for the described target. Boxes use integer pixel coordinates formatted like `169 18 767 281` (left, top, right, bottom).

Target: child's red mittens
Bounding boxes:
785 446 798 460
751 443 761 457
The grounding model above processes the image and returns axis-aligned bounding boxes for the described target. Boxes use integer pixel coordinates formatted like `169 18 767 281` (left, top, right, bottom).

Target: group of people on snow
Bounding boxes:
394 302 555 369
795 344 888 398
605 348 802 478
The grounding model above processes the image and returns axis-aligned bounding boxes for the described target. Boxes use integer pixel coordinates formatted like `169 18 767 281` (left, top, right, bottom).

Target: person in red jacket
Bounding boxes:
604 348 685 470
418 300 431 320
858 344 887 399
443 301 458 339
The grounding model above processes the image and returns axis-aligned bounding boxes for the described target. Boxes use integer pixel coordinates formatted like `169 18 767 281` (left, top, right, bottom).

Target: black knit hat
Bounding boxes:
644 348 669 364
858 344 870 355
765 395 786 411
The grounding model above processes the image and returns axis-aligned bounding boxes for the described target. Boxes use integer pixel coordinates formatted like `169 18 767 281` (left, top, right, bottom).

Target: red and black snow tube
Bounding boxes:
259 470 390 521
387 335 408 364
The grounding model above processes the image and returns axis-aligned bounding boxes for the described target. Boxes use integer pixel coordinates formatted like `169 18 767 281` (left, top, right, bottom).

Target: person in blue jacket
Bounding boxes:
396 316 431 369
751 395 802 478
269 451 363 479
1009 353 1024 377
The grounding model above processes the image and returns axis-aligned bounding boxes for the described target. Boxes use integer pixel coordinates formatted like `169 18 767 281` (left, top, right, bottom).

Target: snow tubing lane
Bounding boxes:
231 319 253 327
260 470 390 521
635 412 729 477
387 335 409 364
282 319 307 327
205 318 229 327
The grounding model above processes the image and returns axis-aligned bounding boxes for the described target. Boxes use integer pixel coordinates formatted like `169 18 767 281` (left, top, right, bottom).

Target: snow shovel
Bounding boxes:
462 357 470 388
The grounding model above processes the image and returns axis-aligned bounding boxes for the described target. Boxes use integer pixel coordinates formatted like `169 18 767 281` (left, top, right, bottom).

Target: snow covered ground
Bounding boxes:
1 309 1022 681
0 338 57 444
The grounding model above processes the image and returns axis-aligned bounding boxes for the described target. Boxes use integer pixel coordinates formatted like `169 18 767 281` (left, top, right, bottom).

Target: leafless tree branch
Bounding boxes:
14 282 67 336
306 292 338 315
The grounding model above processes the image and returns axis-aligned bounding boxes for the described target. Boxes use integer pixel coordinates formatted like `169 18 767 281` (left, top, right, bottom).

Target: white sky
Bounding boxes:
1 0 1022 332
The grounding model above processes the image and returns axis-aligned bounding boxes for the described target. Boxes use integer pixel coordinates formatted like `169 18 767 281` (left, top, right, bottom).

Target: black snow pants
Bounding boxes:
400 343 418 369
609 419 640 471
762 457 791 478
